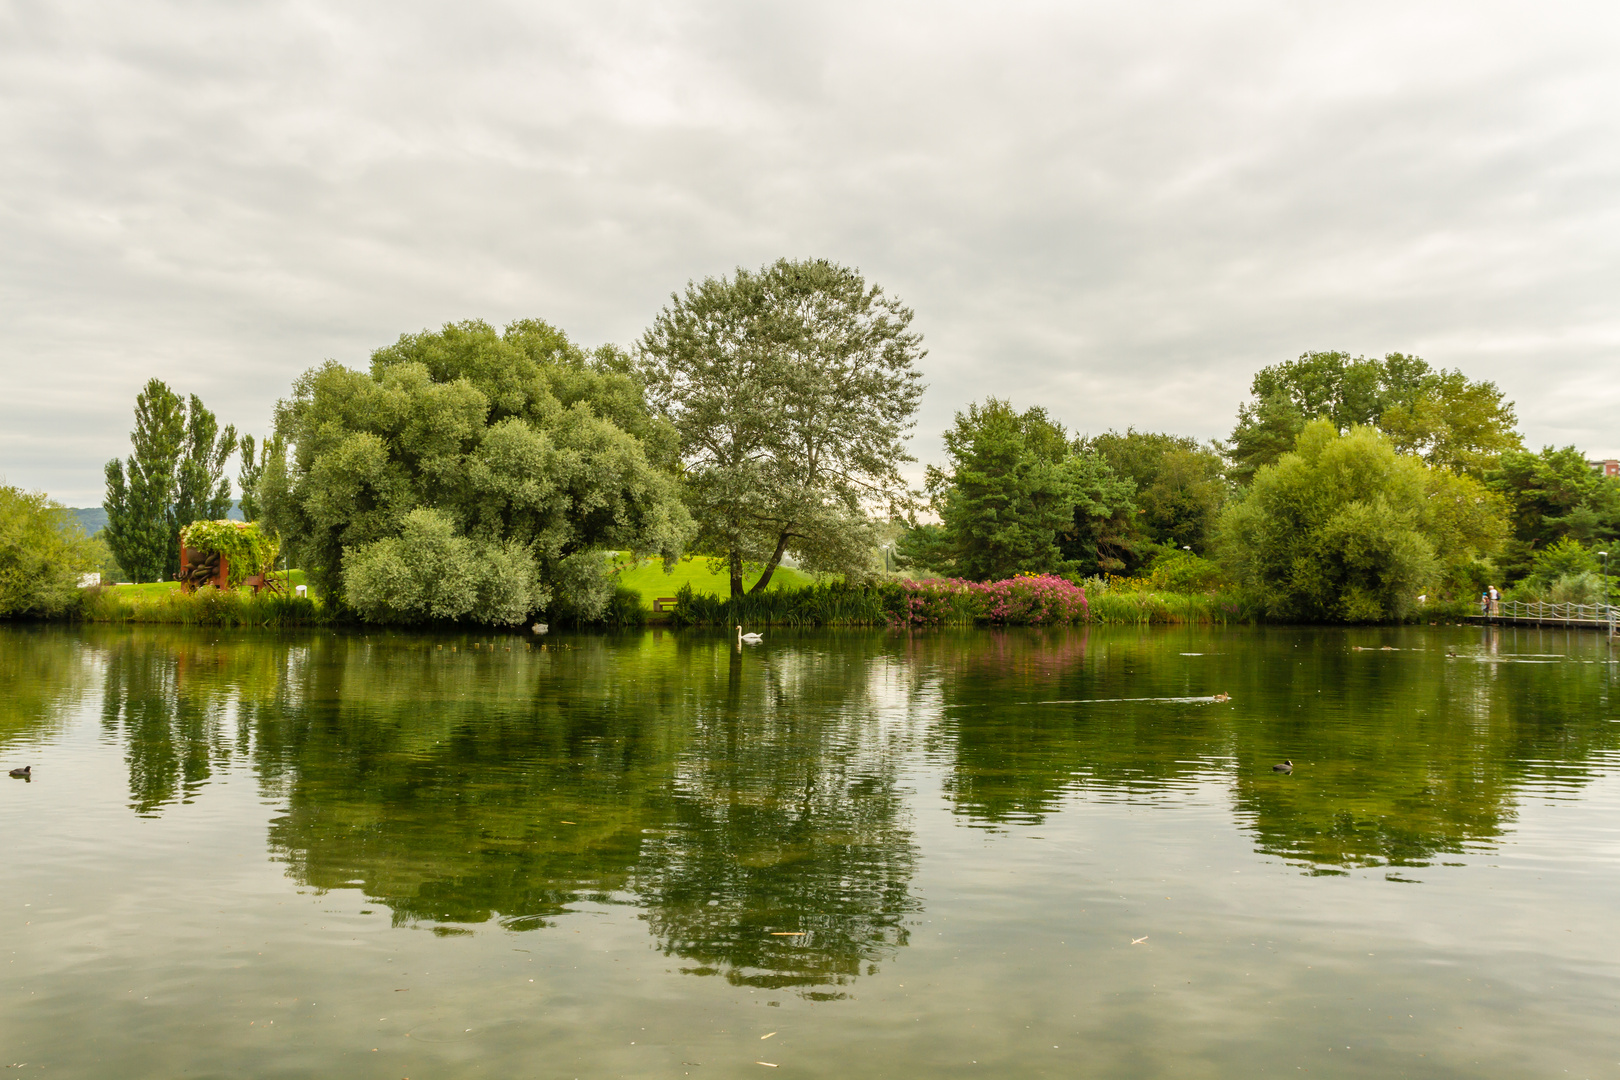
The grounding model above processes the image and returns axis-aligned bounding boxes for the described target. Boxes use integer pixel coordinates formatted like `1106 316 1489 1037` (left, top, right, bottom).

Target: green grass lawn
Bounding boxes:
615 556 821 608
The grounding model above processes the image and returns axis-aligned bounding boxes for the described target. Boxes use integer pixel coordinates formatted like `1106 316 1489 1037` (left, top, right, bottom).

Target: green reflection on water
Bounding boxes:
14 622 1620 996
923 626 1620 870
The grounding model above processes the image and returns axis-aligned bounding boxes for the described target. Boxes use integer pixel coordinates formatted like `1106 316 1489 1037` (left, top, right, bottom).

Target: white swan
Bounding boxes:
737 625 764 645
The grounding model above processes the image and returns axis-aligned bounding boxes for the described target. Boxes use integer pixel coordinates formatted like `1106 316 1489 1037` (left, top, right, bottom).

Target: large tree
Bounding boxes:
102 380 236 583
1082 428 1228 558
261 318 693 624
1484 445 1620 582
1227 351 1519 482
1218 420 1506 620
915 399 1136 580
638 258 925 598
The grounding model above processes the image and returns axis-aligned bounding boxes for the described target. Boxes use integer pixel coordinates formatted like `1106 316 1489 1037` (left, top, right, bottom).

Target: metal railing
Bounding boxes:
1489 599 1618 631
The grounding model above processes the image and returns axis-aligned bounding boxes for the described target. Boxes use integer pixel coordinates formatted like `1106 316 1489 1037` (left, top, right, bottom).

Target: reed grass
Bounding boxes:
672 578 1245 627
80 584 326 627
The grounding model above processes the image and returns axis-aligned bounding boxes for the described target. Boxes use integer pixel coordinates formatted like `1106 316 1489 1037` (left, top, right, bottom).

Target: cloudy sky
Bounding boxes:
3 0 1617 505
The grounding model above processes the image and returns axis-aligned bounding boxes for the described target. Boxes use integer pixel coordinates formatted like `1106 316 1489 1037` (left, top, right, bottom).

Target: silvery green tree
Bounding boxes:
259 319 693 624
638 258 926 598
103 379 236 583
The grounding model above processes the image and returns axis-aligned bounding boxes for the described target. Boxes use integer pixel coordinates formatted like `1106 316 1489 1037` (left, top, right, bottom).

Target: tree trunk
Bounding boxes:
749 532 792 595
729 549 745 599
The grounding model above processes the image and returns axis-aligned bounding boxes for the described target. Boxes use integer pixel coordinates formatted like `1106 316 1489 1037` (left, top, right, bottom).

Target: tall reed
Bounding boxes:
80 585 326 627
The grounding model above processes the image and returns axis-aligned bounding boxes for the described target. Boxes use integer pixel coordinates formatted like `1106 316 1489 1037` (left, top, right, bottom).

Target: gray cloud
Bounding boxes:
3 0 1617 504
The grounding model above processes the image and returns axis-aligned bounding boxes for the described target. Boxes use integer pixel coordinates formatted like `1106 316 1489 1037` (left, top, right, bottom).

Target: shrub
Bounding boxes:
1526 537 1600 590
604 586 645 627
887 578 978 627
966 573 1088 625
342 508 545 625
0 486 101 618
1546 571 1608 605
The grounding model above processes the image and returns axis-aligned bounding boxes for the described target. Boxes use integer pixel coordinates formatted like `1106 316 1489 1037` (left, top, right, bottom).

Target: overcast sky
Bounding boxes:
3 0 1617 506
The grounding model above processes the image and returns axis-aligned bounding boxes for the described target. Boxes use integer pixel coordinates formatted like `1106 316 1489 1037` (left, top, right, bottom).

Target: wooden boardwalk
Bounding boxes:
1464 614 1611 631
1462 600 1615 633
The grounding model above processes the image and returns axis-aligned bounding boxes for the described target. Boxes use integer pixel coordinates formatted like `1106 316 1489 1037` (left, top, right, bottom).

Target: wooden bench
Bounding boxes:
652 596 679 613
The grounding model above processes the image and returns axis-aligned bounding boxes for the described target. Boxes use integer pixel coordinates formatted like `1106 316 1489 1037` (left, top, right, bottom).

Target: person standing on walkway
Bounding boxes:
1488 584 1500 616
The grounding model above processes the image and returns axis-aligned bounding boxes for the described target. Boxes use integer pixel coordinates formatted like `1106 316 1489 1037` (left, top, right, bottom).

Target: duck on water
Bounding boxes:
1272 760 1293 773
9 766 30 780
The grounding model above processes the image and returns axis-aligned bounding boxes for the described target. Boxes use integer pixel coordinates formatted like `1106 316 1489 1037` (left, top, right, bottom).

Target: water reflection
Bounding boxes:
13 622 1620 990
0 626 98 751
73 628 921 995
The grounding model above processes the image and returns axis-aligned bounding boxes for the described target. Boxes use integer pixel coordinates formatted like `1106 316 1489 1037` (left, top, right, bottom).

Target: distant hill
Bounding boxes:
68 501 243 537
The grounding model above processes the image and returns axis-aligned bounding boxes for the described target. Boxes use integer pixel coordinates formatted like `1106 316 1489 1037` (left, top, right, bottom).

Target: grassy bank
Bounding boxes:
82 574 325 627
613 556 819 609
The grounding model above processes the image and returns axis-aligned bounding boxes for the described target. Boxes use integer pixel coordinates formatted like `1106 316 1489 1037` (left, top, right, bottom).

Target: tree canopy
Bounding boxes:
913 399 1136 580
103 380 237 584
1227 351 1519 482
261 318 693 624
638 258 925 597
1484 445 1620 581
1082 429 1228 558
1218 420 1505 621
0 486 101 618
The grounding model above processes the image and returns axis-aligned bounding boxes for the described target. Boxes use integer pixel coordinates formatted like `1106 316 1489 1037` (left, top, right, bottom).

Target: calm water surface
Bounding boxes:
3 623 1619 1078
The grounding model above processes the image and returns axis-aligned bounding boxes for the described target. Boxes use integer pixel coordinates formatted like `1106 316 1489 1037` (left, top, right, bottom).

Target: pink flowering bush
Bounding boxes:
966 573 1088 625
885 573 1087 627
888 577 977 627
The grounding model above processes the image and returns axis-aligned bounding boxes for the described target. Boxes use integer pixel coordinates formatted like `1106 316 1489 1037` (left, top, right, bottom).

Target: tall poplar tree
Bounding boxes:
103 380 185 583
103 381 237 583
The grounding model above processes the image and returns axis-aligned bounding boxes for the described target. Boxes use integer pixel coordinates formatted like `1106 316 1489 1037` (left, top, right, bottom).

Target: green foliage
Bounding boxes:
236 433 282 522
0 487 101 618
1083 589 1236 625
1137 547 1226 593
668 573 1233 628
341 507 546 625
603 587 646 627
171 394 237 540
103 379 185 583
263 318 694 626
1545 571 1608 605
672 579 890 628
921 399 1136 580
1485 447 1620 581
1054 446 1139 577
1083 429 1228 557
1526 536 1600 584
103 381 238 583
1227 351 1520 482
1217 421 1505 621
179 519 280 584
80 580 322 626
639 257 925 597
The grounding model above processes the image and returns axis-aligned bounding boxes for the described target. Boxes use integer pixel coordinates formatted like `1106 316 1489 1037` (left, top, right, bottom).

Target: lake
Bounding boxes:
3 622 1618 1078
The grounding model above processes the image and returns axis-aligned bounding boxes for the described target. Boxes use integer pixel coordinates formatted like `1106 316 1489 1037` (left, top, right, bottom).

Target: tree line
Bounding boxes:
3 257 1613 623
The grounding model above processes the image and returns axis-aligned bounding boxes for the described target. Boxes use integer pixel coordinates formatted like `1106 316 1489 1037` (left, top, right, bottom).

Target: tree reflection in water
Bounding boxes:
49 621 1620 993
925 626 1620 870
79 628 920 996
